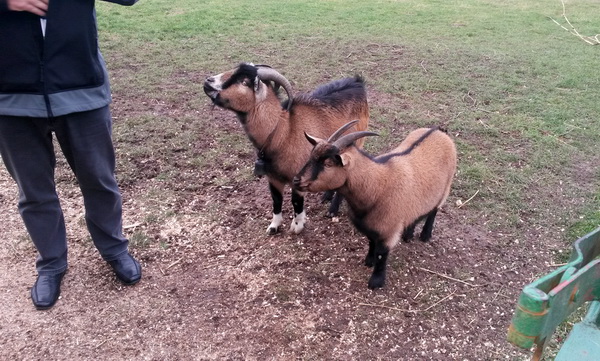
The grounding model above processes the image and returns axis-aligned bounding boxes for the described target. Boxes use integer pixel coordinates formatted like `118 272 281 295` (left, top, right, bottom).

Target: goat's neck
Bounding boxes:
245 101 289 152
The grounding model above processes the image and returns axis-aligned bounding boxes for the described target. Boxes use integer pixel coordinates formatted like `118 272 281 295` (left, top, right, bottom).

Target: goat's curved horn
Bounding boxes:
327 120 360 142
304 132 325 146
332 131 379 150
256 66 293 111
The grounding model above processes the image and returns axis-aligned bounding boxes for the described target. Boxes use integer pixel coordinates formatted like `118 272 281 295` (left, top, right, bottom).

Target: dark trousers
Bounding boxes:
0 106 129 275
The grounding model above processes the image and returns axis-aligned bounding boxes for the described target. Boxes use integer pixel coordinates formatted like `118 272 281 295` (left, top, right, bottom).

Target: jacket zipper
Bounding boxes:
39 19 53 118
40 61 53 118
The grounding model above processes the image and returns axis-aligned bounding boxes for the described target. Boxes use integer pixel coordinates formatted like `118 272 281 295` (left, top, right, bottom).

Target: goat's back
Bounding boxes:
378 128 456 220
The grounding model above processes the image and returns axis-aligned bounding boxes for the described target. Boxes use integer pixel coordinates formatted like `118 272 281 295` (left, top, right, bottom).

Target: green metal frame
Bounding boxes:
507 226 600 360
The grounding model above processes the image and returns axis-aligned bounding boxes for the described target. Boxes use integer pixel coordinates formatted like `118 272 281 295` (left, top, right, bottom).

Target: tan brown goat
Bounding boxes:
204 63 369 235
293 120 457 289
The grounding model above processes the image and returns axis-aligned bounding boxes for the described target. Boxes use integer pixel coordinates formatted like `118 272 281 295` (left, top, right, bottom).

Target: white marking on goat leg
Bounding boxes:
289 211 306 234
267 213 283 235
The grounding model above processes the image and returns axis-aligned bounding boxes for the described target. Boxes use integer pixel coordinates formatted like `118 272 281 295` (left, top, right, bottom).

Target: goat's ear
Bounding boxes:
304 132 321 146
253 76 261 92
254 76 268 102
339 153 351 166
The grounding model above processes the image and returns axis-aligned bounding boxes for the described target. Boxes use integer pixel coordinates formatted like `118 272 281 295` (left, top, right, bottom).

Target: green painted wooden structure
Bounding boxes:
507 226 600 360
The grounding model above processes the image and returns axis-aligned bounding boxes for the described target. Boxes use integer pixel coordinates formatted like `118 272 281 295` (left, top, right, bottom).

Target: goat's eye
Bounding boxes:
241 79 251 87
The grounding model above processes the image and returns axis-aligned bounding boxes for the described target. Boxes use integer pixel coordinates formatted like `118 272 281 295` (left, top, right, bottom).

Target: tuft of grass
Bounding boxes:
129 231 153 249
567 190 600 244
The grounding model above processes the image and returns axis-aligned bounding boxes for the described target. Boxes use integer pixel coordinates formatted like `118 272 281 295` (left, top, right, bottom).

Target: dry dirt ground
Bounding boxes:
0 84 586 360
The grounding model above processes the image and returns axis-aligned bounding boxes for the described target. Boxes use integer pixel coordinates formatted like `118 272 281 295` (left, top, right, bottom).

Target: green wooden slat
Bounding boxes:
507 227 600 359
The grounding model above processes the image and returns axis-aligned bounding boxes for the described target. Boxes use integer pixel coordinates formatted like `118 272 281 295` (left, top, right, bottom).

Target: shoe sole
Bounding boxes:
34 303 57 311
118 276 141 286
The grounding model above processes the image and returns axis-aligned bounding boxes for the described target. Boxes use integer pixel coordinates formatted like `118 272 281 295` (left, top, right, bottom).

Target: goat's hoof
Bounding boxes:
364 257 375 268
266 226 280 235
402 231 414 242
419 234 431 242
368 275 385 289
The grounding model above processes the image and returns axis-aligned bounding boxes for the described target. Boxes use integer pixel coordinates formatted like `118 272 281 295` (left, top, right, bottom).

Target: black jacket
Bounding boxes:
0 0 138 117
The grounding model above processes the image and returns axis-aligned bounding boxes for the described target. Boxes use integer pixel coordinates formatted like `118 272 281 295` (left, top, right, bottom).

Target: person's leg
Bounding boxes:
0 115 68 309
0 115 68 275
53 107 140 284
53 106 129 259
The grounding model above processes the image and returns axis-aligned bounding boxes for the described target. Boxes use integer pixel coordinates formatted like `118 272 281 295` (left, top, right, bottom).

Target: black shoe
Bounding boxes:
31 271 66 310
108 253 142 285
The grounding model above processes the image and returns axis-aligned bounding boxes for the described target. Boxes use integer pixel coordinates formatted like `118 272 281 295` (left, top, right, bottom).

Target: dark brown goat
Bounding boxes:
204 63 369 234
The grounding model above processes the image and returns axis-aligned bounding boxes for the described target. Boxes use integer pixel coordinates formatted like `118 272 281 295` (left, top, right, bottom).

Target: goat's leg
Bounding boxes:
326 192 344 218
358 224 379 268
321 190 335 203
419 208 438 242
267 181 285 235
289 189 306 234
364 237 376 267
368 240 389 289
401 223 416 242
